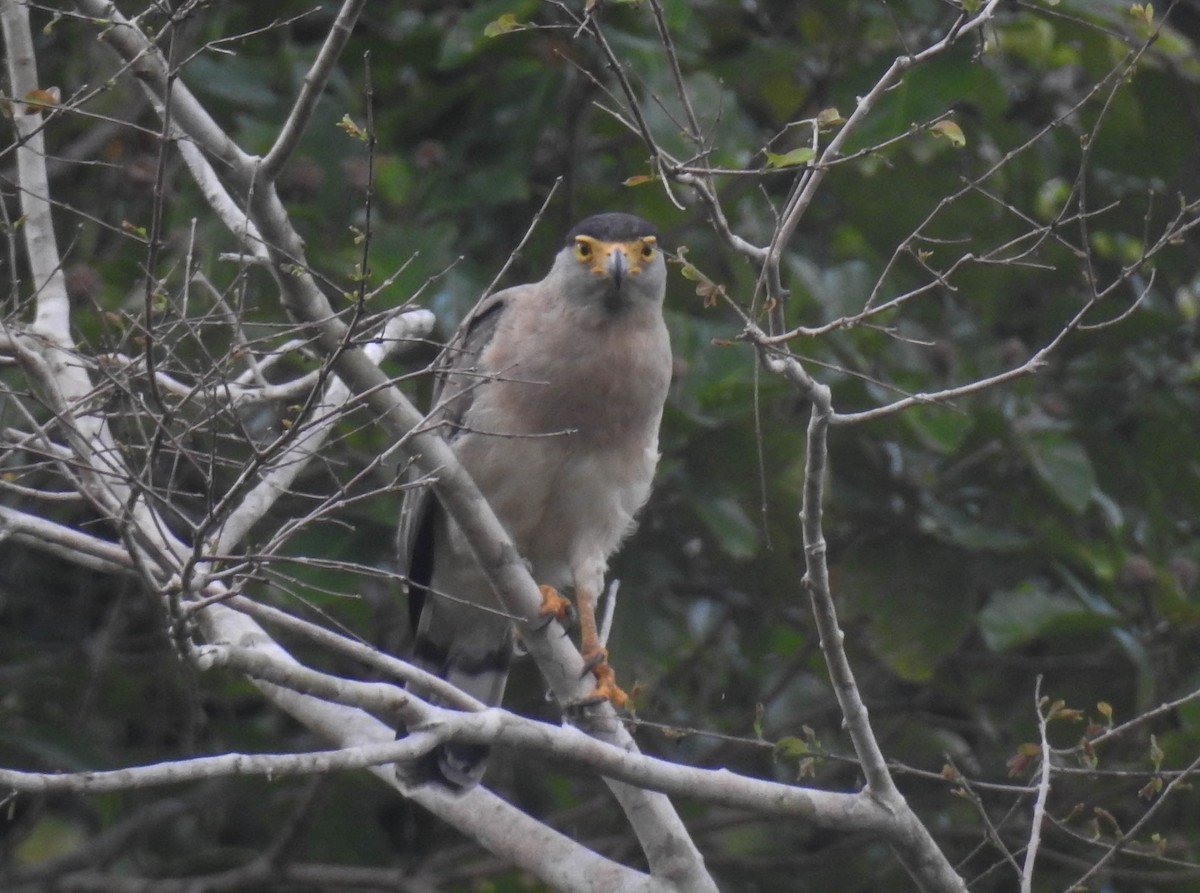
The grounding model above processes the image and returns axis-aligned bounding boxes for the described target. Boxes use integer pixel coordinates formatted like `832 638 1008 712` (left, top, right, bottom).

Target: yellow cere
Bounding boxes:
574 236 657 275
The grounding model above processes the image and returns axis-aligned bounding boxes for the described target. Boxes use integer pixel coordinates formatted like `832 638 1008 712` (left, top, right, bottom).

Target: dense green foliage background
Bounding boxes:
3 1 1200 890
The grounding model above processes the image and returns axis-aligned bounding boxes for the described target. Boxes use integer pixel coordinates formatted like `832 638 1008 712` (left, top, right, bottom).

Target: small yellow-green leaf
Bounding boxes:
816 107 843 128
1129 3 1154 25
765 147 816 168
13 817 87 864
623 174 653 187
483 13 520 37
929 119 966 147
336 114 366 141
1139 776 1163 800
1149 734 1164 771
674 246 705 282
775 736 809 759
1096 701 1113 723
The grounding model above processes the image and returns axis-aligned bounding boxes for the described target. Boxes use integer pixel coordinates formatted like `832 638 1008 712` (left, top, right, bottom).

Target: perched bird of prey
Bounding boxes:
398 212 671 789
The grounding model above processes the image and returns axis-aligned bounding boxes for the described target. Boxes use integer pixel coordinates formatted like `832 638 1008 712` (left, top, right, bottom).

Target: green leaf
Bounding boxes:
902 405 972 454
14 817 88 864
691 493 760 560
918 502 1031 551
439 0 537 68
1021 429 1096 515
816 107 844 128
483 13 521 37
775 736 810 759
928 119 966 147
764 147 816 168
838 542 974 681
978 584 1107 651
1129 3 1154 26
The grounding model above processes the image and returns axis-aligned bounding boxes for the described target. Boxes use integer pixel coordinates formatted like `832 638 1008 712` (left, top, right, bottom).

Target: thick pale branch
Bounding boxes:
197 602 657 893
6 636 886 835
3 1 185 584
1 0 70 338
0 504 135 574
226 594 485 711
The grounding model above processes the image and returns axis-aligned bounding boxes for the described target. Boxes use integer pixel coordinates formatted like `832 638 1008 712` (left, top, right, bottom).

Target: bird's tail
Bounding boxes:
403 599 513 791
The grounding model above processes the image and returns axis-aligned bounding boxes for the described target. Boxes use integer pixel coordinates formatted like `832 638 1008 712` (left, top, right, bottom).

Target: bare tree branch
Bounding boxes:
260 0 367 181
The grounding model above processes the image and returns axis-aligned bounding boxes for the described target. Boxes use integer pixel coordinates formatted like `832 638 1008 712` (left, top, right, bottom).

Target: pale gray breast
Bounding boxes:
478 300 671 450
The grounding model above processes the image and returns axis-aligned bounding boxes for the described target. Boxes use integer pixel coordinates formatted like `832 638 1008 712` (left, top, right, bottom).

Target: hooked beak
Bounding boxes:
605 246 628 291
601 248 631 312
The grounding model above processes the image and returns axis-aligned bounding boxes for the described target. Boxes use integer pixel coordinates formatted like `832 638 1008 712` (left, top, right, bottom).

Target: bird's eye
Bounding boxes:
575 240 592 260
640 237 657 261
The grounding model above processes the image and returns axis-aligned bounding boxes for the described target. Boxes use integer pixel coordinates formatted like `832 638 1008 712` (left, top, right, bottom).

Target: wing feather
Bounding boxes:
396 287 522 624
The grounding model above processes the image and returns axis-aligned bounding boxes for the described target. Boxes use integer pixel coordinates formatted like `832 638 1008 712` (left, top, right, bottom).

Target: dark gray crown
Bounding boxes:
566 212 658 244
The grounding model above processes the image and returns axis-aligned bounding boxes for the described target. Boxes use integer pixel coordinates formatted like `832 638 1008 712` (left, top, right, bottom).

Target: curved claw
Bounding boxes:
574 645 628 710
534 584 576 631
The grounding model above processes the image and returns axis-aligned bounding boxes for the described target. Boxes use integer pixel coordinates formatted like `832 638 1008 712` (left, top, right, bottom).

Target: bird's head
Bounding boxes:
552 212 666 314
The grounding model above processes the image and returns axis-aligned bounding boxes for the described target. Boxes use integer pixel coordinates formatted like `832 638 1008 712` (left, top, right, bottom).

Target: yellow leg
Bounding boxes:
576 585 628 709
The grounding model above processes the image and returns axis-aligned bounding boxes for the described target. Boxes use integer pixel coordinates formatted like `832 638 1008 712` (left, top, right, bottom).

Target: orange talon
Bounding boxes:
581 645 628 709
537 584 575 624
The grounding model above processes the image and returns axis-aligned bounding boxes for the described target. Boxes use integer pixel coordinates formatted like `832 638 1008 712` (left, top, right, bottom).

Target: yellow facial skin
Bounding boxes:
573 235 658 281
